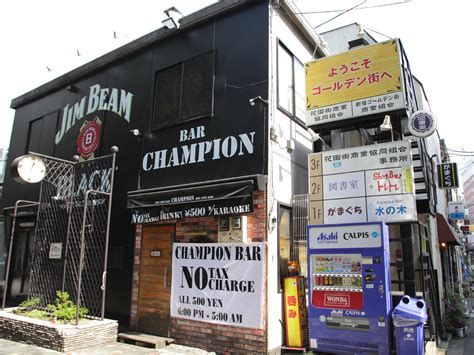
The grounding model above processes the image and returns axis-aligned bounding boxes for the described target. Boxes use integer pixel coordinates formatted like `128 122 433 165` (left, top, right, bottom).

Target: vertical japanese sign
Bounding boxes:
305 39 404 126
308 141 416 225
171 243 265 329
283 277 307 348
437 163 459 188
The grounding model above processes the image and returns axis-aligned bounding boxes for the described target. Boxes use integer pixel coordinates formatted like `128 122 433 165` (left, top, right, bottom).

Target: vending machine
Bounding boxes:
307 222 392 354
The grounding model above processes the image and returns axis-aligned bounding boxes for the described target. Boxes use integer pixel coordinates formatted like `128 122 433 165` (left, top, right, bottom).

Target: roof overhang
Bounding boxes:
436 213 463 246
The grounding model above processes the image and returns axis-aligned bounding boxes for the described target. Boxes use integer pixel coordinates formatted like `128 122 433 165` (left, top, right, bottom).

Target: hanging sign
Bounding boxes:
437 163 459 188
448 201 465 220
305 39 404 126
408 110 436 138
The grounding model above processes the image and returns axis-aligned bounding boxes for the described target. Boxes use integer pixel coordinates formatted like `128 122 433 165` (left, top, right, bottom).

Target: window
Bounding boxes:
27 111 58 156
277 42 305 122
153 51 214 128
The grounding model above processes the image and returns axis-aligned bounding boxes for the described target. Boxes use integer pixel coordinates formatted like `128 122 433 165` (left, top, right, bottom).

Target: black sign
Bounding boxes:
128 180 253 224
461 226 470 235
437 163 459 189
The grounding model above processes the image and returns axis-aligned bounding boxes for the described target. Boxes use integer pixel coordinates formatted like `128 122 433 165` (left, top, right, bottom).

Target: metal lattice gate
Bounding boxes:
4 151 116 322
28 156 74 306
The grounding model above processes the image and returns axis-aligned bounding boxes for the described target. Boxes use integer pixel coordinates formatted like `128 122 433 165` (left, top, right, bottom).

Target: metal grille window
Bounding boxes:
152 51 214 129
292 194 308 278
277 41 305 123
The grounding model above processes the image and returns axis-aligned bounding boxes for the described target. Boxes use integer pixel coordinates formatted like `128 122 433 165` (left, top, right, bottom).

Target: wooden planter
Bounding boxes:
0 308 118 352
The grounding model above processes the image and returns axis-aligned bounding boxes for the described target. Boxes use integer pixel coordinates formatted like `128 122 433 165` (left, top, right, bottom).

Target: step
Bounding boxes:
117 331 175 349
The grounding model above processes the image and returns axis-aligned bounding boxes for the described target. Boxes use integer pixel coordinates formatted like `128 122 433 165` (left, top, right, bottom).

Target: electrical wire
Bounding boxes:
314 1 367 29
291 1 411 15
448 149 474 154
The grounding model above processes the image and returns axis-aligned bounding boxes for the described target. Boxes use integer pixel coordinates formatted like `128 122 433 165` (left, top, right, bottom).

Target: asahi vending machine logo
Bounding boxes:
76 117 102 161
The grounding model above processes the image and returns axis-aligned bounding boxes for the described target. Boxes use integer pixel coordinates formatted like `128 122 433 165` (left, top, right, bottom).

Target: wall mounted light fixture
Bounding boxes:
162 7 183 29
249 96 268 106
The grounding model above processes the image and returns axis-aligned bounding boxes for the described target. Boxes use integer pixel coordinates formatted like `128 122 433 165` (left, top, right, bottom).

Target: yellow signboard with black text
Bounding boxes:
305 39 405 126
283 276 308 348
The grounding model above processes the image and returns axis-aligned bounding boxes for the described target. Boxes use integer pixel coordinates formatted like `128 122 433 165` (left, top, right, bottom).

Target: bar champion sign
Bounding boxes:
170 243 265 329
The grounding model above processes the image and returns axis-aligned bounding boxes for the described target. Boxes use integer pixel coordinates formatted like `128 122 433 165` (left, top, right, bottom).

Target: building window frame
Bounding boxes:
276 40 306 125
151 50 215 130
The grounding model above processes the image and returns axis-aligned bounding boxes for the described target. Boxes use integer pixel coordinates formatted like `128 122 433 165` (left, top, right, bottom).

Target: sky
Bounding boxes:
1 0 473 178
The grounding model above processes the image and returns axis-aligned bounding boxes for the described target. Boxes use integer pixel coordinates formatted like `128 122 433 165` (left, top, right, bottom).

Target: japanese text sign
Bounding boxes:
437 163 459 188
308 140 416 224
283 277 306 347
305 39 404 126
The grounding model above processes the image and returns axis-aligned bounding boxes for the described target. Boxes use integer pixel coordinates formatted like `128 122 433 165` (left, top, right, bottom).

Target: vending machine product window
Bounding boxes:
310 254 363 309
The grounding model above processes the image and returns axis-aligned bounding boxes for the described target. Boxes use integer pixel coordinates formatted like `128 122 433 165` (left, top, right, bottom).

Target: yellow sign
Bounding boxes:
283 277 303 347
305 39 404 125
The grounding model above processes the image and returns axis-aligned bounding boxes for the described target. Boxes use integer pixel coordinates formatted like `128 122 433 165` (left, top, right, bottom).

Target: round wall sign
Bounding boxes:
408 110 437 138
76 119 101 159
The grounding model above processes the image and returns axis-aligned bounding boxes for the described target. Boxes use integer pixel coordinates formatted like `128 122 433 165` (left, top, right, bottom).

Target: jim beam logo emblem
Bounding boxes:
76 117 102 161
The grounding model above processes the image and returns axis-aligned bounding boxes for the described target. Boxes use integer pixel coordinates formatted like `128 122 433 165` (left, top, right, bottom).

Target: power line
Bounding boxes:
447 153 474 157
314 1 367 29
448 148 474 154
292 1 411 15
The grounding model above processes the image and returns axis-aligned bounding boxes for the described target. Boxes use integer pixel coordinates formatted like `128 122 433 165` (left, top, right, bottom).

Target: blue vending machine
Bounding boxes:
307 222 392 354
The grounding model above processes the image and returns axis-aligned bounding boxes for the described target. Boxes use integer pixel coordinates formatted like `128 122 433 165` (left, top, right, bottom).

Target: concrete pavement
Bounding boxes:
446 298 474 355
0 338 215 355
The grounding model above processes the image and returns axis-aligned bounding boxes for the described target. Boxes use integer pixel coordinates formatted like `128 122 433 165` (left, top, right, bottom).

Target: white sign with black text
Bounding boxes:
308 140 416 225
170 243 265 329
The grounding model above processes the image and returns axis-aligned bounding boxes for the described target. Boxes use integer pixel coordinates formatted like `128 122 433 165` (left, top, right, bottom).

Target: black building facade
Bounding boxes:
2 0 268 325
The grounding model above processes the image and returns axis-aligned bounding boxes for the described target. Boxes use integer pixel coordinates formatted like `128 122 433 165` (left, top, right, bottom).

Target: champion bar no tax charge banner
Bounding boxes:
171 243 265 329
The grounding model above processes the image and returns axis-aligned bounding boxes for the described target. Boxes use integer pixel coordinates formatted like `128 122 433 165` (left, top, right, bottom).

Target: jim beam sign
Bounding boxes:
308 141 416 225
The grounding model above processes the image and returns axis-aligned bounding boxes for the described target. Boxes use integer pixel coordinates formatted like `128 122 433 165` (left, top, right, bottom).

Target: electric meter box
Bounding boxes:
218 216 247 243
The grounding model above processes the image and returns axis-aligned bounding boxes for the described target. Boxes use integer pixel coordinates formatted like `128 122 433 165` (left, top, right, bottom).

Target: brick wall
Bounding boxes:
171 318 266 353
130 190 268 353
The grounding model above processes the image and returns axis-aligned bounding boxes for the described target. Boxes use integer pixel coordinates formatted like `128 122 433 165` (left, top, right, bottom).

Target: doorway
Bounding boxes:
8 227 35 305
137 225 174 336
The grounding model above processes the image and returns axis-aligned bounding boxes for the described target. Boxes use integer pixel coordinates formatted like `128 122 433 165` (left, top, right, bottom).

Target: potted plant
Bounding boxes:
442 292 470 338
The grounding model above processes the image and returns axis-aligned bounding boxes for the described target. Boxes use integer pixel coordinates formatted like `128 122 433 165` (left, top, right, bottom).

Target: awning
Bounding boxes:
436 213 463 246
127 180 254 224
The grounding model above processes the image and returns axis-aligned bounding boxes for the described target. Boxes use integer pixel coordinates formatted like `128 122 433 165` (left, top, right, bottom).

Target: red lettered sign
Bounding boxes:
312 290 363 310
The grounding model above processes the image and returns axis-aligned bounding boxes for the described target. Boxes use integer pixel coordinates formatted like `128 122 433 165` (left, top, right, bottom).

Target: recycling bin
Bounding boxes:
392 296 428 355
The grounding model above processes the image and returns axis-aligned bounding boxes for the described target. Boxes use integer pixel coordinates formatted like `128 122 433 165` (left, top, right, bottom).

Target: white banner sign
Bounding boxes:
171 243 265 329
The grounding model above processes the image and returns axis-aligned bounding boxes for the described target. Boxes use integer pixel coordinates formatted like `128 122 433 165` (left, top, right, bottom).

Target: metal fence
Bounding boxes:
3 151 116 322
292 194 308 277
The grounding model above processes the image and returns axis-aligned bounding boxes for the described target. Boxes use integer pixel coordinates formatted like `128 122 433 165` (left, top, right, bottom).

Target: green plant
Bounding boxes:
47 291 89 323
462 282 471 298
12 297 50 319
18 297 41 310
443 292 469 331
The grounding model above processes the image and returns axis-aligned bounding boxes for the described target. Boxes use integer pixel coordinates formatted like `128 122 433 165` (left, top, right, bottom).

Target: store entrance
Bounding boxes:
137 225 174 336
